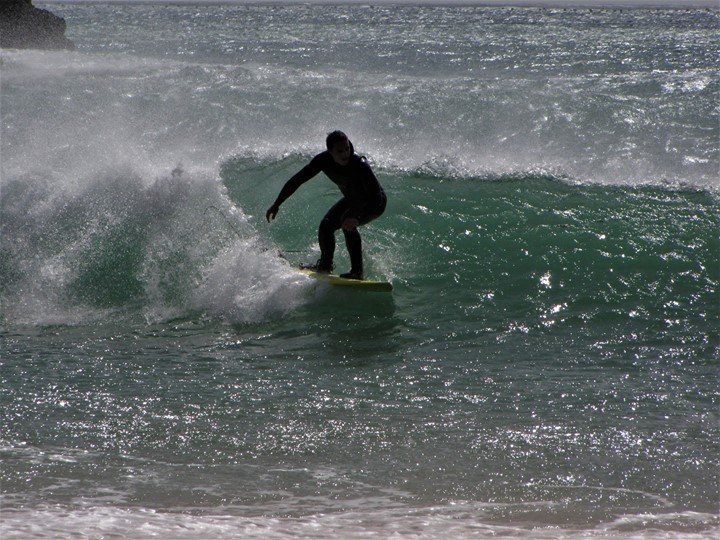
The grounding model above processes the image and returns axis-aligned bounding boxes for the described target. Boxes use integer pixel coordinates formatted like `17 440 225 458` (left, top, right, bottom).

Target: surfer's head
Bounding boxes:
327 130 353 166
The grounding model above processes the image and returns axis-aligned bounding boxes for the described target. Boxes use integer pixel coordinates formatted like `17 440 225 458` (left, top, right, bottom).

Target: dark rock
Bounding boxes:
1 0 75 50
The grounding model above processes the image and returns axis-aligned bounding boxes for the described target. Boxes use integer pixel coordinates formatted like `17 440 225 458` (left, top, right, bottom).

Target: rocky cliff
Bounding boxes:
1 0 75 50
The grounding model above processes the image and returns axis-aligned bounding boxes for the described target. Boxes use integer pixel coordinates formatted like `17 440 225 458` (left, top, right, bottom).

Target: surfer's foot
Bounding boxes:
301 259 334 273
340 271 363 280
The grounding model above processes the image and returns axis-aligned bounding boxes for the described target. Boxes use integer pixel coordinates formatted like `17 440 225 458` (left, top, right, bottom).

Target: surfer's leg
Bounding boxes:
318 199 350 270
343 228 363 276
359 193 387 226
340 194 387 279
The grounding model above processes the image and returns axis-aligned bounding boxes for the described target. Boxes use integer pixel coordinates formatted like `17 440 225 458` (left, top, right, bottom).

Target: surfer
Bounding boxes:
265 131 386 280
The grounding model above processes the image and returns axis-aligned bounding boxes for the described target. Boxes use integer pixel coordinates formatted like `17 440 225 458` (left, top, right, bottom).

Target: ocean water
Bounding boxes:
1 2 718 538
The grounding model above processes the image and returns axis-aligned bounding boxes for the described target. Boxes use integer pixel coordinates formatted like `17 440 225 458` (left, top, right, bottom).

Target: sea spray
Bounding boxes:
0 161 304 325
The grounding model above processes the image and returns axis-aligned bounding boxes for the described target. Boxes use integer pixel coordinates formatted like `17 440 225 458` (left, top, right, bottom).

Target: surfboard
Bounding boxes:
296 267 392 292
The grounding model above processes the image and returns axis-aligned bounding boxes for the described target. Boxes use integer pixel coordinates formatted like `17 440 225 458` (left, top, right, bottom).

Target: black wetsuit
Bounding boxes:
273 151 386 274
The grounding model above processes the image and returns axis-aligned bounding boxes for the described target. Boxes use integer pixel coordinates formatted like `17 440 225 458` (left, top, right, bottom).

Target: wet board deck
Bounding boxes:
296 267 393 293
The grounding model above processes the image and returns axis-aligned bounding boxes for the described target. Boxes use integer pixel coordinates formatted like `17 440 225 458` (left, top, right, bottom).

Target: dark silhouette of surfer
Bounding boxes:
266 131 386 280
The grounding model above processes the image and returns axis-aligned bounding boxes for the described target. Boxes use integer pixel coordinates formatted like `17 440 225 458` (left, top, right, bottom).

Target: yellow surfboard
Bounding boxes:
296 267 392 293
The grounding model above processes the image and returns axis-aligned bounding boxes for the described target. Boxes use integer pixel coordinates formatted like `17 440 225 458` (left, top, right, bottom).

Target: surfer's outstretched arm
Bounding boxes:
266 157 323 223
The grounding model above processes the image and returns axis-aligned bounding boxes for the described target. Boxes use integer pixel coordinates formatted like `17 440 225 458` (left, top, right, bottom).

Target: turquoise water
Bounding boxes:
1 3 718 538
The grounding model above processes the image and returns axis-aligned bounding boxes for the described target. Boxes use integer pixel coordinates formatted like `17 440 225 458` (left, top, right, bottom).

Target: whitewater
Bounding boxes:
1 2 718 539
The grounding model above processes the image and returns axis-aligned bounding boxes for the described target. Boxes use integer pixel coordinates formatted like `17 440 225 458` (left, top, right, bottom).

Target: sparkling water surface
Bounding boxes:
1 3 718 538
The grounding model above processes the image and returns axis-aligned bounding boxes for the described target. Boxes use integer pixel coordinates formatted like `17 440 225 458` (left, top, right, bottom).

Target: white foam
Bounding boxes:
191 239 312 324
1 505 717 540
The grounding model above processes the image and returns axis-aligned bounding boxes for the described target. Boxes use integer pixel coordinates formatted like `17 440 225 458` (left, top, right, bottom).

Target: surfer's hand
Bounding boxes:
266 204 279 222
342 217 359 232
